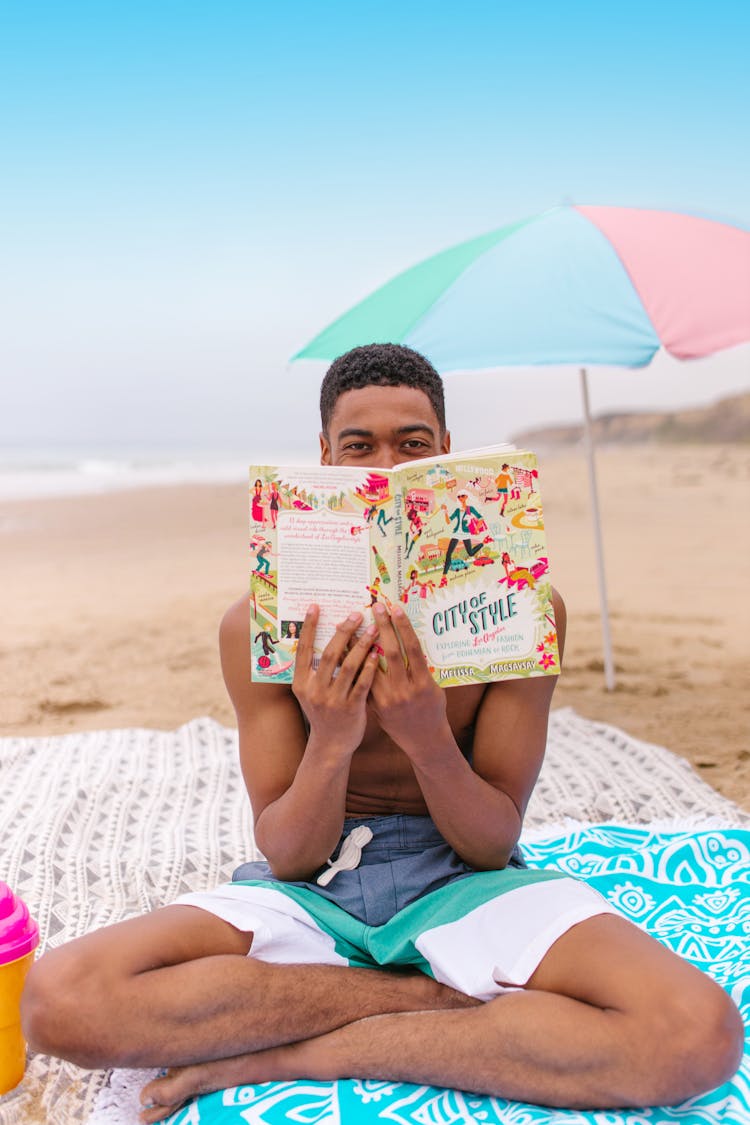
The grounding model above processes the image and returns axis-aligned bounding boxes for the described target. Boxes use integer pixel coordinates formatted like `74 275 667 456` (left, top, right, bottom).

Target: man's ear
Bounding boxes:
320 432 332 464
441 430 451 455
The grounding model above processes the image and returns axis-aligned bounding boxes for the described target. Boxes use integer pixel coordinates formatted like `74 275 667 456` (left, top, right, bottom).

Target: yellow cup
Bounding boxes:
0 951 36 1095
0 883 39 1096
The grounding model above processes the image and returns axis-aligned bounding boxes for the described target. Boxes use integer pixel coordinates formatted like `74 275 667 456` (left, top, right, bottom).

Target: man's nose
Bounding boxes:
375 444 401 469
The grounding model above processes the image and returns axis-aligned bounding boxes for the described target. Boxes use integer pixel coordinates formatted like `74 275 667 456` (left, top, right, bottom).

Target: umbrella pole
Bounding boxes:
579 368 616 691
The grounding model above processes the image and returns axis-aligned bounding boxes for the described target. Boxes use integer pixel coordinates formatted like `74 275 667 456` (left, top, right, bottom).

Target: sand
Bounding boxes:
1 444 748 811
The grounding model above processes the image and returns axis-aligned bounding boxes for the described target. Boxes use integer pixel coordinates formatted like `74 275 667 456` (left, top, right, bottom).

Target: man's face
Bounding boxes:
320 385 450 469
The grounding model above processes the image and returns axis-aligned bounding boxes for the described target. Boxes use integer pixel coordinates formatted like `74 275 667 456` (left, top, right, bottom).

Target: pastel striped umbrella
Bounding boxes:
294 205 750 688
295 205 750 368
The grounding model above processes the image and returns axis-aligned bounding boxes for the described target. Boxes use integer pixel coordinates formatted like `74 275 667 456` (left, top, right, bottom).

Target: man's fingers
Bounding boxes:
370 603 410 673
335 623 380 692
349 642 381 699
376 603 430 678
389 604 427 670
293 604 319 671
316 612 366 680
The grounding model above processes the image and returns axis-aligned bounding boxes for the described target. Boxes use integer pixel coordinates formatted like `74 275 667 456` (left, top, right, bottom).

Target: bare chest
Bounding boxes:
345 684 487 816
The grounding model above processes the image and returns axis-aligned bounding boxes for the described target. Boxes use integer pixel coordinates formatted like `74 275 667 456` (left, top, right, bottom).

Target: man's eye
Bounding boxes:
403 440 430 450
344 442 370 452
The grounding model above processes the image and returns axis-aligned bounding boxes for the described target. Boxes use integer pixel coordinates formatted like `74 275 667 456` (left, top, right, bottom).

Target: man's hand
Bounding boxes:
292 606 380 760
368 602 448 758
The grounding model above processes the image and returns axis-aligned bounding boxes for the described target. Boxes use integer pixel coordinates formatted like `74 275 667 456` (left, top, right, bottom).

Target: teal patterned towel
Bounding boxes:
163 825 750 1125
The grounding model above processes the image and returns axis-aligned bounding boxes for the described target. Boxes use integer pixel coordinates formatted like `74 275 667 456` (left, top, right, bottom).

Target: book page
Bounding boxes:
277 509 371 651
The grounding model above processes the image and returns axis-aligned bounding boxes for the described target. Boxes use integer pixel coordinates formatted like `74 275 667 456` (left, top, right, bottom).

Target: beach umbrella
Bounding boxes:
293 204 750 690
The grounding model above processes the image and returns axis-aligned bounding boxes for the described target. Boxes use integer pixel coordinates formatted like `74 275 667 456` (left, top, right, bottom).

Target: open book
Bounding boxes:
249 445 559 687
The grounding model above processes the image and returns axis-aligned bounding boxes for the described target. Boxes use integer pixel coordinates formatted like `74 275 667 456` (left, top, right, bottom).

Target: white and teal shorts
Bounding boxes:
175 815 618 1001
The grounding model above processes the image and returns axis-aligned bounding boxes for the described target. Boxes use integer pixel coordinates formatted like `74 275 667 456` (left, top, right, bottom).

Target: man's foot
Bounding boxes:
139 1048 299 1124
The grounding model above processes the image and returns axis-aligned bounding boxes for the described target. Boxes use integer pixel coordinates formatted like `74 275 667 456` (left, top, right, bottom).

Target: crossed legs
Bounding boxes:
21 905 474 1070
22 905 743 1124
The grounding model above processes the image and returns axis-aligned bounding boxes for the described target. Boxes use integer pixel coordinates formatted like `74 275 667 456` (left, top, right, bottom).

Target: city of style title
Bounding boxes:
432 591 518 637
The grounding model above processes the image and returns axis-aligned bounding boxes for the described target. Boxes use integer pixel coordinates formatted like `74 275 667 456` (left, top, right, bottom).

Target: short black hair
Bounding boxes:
320 343 446 436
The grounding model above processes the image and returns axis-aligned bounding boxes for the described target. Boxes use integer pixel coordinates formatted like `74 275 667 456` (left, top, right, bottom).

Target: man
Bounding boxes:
22 345 742 1123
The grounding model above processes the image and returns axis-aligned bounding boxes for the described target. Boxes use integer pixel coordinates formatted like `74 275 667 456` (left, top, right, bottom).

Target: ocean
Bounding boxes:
0 448 254 501
0 445 322 501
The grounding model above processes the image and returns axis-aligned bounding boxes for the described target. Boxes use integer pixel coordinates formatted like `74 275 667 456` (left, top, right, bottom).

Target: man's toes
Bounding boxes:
139 1094 183 1125
140 1069 193 1120
140 1101 182 1125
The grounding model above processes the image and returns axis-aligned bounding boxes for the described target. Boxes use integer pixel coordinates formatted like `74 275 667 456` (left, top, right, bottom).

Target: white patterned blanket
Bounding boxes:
0 709 747 1125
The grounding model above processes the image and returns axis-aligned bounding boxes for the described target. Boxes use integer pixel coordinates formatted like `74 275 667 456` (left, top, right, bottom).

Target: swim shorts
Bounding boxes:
174 814 618 1000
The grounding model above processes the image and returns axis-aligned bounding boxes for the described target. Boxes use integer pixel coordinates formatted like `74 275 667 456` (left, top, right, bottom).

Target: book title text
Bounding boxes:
432 591 518 637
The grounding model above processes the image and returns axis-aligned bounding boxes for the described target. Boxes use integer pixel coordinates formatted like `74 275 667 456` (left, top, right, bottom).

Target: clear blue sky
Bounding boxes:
2 1 748 459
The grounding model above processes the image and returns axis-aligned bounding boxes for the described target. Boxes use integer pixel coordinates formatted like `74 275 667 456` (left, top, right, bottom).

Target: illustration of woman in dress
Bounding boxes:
252 479 267 526
269 482 281 528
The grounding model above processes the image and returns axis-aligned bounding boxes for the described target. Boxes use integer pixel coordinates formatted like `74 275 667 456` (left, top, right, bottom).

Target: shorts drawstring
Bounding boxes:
316 825 373 887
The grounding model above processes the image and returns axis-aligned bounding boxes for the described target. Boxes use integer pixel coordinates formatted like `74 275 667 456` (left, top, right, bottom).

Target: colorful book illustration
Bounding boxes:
249 446 560 687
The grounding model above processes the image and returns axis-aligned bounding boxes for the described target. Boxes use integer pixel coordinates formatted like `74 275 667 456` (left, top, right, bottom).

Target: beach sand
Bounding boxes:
1 444 748 810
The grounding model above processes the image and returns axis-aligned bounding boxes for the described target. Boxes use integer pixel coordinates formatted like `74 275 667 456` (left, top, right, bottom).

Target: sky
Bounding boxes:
1 1 748 463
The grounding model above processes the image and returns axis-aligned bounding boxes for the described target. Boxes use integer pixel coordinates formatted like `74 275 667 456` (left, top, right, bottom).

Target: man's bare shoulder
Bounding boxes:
219 594 252 677
550 587 566 660
467 587 566 813
219 597 308 825
220 594 249 644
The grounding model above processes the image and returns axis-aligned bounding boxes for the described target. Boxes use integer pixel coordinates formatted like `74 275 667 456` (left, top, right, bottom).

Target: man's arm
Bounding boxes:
220 597 379 881
369 591 566 869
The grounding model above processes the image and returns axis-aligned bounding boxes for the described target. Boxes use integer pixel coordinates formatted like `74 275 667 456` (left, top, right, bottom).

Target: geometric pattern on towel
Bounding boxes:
152 826 750 1125
0 710 747 1124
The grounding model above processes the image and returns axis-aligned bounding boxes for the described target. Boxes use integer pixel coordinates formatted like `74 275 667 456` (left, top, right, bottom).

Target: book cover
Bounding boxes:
249 449 559 687
395 449 559 686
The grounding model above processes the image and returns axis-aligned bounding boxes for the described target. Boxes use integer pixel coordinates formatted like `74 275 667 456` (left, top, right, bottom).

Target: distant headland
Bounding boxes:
512 390 750 447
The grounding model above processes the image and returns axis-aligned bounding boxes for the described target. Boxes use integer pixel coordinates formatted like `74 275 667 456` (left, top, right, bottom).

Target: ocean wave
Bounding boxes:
0 453 251 501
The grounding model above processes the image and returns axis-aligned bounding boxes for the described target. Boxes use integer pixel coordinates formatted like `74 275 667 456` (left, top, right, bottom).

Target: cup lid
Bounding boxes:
0 883 40 965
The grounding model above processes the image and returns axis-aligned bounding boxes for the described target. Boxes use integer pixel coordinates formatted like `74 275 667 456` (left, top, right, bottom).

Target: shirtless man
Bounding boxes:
21 345 742 1123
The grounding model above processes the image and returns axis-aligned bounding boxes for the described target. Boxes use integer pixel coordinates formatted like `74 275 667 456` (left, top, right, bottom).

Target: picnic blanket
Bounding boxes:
0 710 747 1125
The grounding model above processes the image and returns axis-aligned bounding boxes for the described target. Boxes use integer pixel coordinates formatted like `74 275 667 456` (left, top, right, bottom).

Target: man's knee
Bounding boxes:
648 981 744 1104
22 944 126 1068
678 985 744 1094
